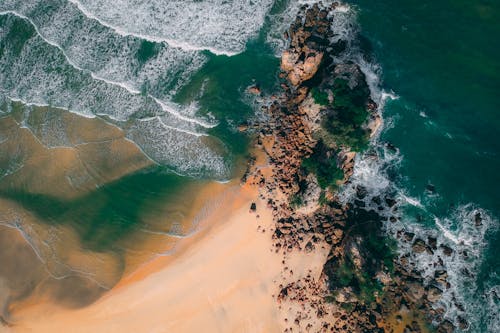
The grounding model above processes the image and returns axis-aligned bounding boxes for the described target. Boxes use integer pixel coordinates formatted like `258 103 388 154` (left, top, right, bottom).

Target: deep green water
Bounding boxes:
175 41 280 158
350 0 500 214
347 1 499 331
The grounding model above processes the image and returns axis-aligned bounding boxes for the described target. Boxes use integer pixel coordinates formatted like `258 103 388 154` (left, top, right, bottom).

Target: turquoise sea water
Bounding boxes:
0 0 498 330
352 5 500 231
351 0 499 215
347 1 499 331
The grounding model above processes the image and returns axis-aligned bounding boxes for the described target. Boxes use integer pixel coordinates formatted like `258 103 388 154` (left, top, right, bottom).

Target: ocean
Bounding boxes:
0 0 498 331
346 1 500 331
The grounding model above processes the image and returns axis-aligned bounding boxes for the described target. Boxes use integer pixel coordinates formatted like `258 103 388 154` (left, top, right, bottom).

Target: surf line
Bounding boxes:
0 10 215 130
67 0 238 57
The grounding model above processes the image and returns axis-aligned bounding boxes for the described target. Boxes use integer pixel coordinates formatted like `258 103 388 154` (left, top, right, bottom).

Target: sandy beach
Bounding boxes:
5 139 331 333
7 178 285 332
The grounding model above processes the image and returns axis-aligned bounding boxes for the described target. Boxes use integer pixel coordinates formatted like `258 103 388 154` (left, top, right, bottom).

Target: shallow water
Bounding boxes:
0 0 498 331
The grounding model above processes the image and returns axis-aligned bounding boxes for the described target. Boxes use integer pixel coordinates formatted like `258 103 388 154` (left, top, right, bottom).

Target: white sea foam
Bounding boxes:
400 194 425 209
126 117 230 178
0 12 232 177
343 124 499 332
68 0 275 56
329 4 499 331
388 205 498 331
0 5 212 128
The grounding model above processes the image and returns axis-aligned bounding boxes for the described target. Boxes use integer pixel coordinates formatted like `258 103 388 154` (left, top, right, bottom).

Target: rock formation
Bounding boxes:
243 3 457 332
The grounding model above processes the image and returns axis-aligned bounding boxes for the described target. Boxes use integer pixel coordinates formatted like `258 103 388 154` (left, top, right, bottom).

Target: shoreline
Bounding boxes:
1 3 465 333
7 146 333 333
7 162 285 332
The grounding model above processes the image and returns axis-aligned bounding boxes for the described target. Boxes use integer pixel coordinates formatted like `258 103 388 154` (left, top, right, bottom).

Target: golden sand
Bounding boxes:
7 180 284 332
4 145 330 332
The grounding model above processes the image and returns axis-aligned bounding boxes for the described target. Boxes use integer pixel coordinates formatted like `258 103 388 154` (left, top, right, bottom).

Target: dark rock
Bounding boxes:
434 270 448 287
354 199 366 208
404 232 415 242
428 236 437 250
437 320 454 333
385 196 397 207
425 183 436 193
426 285 442 302
372 196 382 205
457 316 469 330
250 202 257 212
384 142 397 153
356 185 368 199
474 212 482 226
412 239 427 254
305 241 314 253
440 244 453 256
411 320 421 332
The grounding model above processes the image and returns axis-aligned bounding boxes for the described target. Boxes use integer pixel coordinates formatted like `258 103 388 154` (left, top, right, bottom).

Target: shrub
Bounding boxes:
289 193 303 208
311 87 329 106
301 141 344 189
336 260 356 287
321 78 371 152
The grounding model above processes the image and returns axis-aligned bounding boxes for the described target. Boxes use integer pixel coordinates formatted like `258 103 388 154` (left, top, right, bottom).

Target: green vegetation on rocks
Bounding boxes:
321 78 370 152
311 87 329 106
301 140 344 189
324 209 397 305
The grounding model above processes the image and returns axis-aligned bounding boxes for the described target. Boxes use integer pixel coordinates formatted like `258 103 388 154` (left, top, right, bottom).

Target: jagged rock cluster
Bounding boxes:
244 2 458 332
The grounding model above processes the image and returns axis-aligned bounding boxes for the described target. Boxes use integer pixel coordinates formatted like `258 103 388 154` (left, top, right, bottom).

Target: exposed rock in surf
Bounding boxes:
474 211 482 226
440 244 454 256
243 2 447 332
247 85 262 95
281 50 323 86
412 238 428 254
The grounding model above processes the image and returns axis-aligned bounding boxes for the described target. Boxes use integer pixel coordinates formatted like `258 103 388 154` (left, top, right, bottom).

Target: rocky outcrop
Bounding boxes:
244 2 449 332
281 50 323 86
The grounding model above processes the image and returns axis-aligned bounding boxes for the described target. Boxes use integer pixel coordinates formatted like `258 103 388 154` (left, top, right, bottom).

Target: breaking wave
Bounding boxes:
330 4 499 332
67 0 276 56
0 0 318 179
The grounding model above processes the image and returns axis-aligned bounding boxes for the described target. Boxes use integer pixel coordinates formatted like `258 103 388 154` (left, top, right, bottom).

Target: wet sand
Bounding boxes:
0 106 331 332
0 109 153 200
0 105 245 328
8 181 285 333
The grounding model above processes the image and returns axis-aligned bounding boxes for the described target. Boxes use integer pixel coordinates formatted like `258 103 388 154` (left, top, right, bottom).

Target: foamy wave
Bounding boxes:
0 5 213 128
482 279 500 332
387 205 498 331
67 0 275 55
343 129 499 332
0 13 233 177
126 117 230 178
329 4 499 331
339 144 403 205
